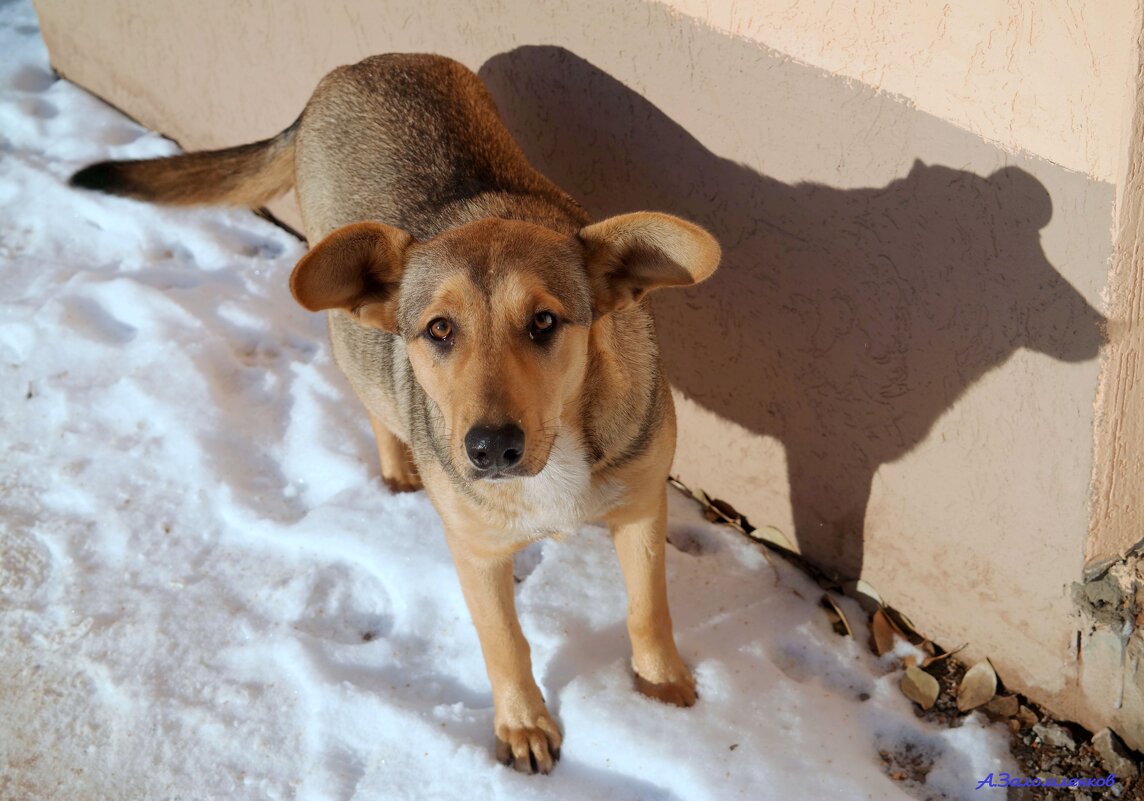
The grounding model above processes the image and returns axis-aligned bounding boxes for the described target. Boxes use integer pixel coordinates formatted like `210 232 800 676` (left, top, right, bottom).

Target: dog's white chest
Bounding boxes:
509 430 607 536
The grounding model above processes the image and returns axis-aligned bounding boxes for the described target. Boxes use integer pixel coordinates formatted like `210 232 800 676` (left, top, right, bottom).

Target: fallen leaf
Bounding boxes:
754 525 797 552
667 475 689 493
870 608 897 656
842 579 883 613
900 666 940 710
885 607 923 643
820 594 853 637
709 497 741 523
956 660 997 711
921 642 966 667
982 694 1019 719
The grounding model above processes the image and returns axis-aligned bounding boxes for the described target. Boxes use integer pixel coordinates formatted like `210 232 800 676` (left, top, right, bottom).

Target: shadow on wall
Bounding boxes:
479 47 1106 582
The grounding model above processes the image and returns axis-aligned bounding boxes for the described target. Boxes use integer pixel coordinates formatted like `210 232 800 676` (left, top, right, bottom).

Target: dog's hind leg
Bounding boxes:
368 412 421 493
609 487 697 707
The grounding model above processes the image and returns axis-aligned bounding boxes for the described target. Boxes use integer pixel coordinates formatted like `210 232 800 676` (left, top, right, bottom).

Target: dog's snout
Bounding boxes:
464 424 525 473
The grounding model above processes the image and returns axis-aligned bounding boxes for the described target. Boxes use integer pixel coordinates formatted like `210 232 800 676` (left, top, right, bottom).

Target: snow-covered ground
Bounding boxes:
0 2 1017 798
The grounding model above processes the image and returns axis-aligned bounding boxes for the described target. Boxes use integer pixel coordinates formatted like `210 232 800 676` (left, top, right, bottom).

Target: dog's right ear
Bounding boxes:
290 222 413 332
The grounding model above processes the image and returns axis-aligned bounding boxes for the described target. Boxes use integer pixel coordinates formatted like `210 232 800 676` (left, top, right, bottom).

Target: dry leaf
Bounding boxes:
956 660 998 711
922 642 966 667
900 666 940 710
982 695 1019 719
870 608 897 656
709 497 740 522
754 525 796 552
843 579 884 613
885 607 923 643
820 594 852 637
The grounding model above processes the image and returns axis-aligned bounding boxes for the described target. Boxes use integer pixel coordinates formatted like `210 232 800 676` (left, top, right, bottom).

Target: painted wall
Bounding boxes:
33 0 1142 747
661 0 1141 188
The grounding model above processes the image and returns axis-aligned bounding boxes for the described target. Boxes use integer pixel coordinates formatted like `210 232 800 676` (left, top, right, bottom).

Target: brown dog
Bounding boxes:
71 53 720 774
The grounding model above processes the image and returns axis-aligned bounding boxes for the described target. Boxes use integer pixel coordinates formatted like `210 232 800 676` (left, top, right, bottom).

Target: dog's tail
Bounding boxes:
70 118 299 207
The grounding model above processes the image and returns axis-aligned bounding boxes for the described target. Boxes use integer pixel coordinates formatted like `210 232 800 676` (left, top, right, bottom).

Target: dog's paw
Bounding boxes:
494 713 562 775
382 471 422 493
381 457 422 493
635 665 698 708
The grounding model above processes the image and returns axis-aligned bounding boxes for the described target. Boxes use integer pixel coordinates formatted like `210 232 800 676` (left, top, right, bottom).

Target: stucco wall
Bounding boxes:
662 0 1142 189
32 0 1141 747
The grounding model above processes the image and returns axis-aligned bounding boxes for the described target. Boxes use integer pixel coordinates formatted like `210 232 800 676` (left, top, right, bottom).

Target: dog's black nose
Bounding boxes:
464 424 525 473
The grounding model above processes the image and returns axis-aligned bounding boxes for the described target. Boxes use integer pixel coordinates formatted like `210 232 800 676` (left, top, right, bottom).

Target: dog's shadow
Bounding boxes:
479 47 1105 582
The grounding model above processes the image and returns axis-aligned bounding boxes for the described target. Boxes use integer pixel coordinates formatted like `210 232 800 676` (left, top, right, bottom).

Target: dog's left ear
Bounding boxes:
290 221 413 332
579 212 721 316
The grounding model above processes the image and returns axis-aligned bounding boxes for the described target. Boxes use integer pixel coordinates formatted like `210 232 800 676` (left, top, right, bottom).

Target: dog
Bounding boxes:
71 53 720 774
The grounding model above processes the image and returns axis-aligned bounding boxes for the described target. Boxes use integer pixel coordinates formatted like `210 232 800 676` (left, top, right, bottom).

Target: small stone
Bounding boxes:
1092 728 1140 780
1017 706 1037 727
1033 722 1076 750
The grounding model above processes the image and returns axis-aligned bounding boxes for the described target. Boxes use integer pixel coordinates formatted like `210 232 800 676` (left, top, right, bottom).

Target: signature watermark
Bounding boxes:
976 772 1118 789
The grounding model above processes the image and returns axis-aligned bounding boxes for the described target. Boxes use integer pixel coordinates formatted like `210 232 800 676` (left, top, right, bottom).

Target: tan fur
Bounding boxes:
71 54 720 774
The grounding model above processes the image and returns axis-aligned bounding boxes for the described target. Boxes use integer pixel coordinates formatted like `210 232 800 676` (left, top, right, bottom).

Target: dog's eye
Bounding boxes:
426 318 453 343
529 311 557 339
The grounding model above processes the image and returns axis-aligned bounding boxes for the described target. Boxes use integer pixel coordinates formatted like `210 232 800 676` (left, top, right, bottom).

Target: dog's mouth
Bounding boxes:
467 463 536 482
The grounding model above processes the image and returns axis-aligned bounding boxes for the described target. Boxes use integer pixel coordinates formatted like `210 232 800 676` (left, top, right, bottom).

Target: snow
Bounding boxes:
0 2 1017 798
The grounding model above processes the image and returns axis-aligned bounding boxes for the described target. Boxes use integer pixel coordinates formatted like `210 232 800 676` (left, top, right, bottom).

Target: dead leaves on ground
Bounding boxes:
669 476 799 554
816 578 1001 720
665 476 1014 726
834 585 1001 716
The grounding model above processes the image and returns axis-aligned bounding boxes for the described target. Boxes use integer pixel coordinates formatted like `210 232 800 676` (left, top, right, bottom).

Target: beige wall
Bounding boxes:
34 0 1143 748
662 0 1142 188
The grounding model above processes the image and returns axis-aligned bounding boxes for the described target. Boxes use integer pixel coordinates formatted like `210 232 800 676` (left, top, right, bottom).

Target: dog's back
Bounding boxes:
295 54 587 240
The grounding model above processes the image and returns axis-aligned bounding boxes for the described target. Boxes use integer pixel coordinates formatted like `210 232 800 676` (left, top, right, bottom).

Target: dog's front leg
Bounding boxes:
445 532 561 774
610 488 698 707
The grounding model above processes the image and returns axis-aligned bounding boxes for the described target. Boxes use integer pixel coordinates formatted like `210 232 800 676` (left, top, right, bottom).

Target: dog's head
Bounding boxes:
290 213 719 481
